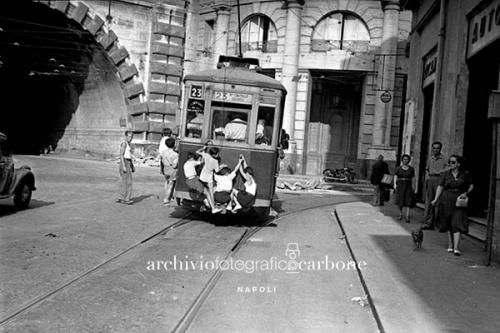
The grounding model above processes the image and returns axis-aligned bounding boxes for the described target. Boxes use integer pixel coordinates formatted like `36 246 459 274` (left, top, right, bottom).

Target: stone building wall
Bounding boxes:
185 0 411 176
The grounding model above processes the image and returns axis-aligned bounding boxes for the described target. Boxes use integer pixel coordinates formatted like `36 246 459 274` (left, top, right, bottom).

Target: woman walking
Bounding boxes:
117 130 134 205
431 155 473 256
394 154 415 223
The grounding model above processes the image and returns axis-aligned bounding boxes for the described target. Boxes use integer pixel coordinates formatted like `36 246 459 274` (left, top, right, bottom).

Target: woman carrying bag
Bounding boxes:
431 155 473 256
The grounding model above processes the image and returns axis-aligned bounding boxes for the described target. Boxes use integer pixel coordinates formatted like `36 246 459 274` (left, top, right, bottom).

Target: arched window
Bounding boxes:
239 15 278 53
312 12 370 51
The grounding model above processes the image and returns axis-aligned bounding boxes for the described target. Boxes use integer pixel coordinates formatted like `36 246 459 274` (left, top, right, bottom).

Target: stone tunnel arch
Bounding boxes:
0 0 144 156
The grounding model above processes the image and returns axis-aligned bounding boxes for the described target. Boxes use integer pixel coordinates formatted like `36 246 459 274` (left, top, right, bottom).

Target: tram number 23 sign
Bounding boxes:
213 91 252 104
190 85 203 99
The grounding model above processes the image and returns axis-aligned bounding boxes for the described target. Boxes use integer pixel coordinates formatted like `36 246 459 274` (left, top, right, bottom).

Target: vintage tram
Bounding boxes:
175 57 287 215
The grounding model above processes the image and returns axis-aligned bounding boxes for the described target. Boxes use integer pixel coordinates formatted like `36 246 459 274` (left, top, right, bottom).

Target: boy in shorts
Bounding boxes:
214 161 241 209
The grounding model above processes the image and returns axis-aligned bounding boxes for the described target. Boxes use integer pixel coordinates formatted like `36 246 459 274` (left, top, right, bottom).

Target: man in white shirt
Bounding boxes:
224 117 247 141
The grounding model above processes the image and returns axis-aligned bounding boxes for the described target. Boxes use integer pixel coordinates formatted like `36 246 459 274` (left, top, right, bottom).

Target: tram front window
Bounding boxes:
212 110 248 143
255 106 275 145
186 111 204 138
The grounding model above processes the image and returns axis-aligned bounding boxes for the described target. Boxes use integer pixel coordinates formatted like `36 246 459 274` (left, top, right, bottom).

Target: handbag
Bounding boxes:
456 195 468 208
380 174 394 185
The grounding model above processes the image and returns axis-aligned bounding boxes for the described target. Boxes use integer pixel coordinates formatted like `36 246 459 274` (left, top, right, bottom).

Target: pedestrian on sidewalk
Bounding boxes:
117 130 135 205
160 137 178 205
370 154 390 206
422 141 449 230
431 155 473 256
394 154 415 223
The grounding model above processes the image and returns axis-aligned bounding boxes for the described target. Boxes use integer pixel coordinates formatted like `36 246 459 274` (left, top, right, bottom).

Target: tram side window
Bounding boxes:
185 111 204 138
212 110 248 143
255 106 275 145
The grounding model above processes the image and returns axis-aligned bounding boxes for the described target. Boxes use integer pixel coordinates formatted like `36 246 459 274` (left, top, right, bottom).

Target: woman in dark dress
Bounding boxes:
394 154 415 223
431 155 473 256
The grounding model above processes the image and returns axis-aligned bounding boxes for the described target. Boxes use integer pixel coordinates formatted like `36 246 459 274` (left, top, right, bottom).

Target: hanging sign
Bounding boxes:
422 48 437 88
380 91 392 103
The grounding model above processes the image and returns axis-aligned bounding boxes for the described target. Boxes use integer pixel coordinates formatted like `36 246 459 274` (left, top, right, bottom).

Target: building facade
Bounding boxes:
184 0 412 178
402 0 500 263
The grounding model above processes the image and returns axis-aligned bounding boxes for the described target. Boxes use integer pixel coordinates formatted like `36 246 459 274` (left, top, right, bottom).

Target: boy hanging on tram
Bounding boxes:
182 151 213 212
213 160 241 209
195 144 223 213
228 155 257 213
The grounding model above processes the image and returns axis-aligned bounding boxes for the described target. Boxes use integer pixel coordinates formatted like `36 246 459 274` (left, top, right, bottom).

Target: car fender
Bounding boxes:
9 167 36 194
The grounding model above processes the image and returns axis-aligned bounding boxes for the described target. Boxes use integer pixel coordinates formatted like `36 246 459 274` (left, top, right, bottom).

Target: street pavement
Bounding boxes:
1 155 499 332
336 202 500 333
0 155 367 332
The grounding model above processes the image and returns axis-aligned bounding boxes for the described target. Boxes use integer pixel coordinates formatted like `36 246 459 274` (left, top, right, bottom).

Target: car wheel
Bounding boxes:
14 183 32 209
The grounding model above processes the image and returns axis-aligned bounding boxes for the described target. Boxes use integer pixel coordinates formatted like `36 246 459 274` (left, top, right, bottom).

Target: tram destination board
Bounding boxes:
212 91 252 104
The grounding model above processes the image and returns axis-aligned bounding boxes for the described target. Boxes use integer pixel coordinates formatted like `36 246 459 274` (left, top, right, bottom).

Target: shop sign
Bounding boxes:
422 48 437 88
212 91 252 104
467 0 500 58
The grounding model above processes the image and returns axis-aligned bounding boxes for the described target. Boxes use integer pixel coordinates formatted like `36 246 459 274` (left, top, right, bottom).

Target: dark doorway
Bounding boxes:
464 40 500 218
306 71 363 175
417 83 434 200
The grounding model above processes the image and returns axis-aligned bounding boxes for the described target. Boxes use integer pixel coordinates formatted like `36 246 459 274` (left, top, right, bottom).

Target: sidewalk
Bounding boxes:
335 201 500 333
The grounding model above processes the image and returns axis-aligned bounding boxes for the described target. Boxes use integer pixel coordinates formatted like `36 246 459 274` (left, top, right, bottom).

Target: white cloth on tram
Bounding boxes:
224 118 247 140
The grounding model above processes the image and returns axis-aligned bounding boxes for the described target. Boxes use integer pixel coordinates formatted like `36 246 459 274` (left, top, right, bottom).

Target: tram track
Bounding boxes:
0 212 195 327
171 198 366 333
1 195 366 331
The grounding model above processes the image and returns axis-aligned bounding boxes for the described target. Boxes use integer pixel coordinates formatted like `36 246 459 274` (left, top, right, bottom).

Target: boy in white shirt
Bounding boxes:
196 145 222 213
229 155 257 212
214 161 241 208
160 137 178 204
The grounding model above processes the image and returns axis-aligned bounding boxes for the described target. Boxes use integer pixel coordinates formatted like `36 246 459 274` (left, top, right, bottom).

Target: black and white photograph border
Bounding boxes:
1 0 500 333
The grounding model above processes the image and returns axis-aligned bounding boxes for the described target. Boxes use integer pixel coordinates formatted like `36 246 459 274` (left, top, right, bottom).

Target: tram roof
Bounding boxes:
184 68 286 92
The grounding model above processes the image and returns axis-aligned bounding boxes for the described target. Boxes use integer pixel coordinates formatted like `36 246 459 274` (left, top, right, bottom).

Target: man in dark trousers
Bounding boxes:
421 141 449 230
371 154 390 206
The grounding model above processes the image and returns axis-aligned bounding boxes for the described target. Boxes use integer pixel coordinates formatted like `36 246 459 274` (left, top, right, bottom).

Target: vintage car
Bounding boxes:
0 132 36 208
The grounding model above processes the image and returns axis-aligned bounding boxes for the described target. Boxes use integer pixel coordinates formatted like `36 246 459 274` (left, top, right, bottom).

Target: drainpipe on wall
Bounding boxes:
429 0 447 147
486 90 500 265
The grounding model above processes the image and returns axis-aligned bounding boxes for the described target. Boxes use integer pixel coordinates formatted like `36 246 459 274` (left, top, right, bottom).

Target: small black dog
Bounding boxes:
412 228 424 250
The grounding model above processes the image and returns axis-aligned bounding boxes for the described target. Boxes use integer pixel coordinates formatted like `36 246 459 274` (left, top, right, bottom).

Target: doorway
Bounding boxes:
417 83 434 200
464 40 500 218
305 71 363 175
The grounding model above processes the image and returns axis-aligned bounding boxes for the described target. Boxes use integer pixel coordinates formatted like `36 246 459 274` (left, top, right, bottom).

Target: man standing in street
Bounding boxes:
370 154 390 206
421 141 449 229
117 130 135 205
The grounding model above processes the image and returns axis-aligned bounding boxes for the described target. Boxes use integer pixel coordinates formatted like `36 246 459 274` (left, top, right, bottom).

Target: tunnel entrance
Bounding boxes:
0 0 127 155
